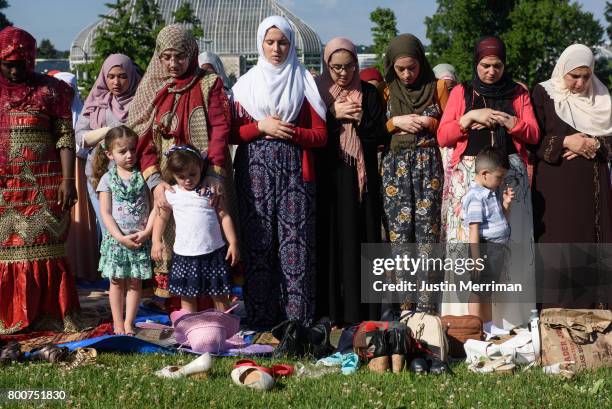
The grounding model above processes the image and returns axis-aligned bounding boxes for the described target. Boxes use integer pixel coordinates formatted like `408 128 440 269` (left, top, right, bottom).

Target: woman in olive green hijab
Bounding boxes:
381 34 449 313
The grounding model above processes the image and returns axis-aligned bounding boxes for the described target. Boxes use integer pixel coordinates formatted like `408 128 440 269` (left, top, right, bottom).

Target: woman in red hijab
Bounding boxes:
0 27 80 333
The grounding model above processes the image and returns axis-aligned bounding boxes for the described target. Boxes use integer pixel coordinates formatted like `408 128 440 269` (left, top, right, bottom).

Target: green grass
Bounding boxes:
0 353 610 409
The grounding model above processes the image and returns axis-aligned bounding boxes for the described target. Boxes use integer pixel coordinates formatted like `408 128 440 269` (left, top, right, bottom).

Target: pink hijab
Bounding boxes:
316 37 365 200
82 54 140 128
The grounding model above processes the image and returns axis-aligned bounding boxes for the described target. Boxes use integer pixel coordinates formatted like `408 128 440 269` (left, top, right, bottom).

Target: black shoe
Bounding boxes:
367 329 389 373
271 320 305 358
409 357 429 374
307 318 334 359
428 358 452 375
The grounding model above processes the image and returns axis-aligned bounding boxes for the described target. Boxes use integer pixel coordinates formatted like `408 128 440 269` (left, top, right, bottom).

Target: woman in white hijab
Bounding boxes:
230 15 327 329
53 71 99 282
532 44 612 308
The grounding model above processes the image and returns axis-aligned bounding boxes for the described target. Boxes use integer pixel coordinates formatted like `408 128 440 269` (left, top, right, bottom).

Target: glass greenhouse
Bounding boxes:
69 0 323 75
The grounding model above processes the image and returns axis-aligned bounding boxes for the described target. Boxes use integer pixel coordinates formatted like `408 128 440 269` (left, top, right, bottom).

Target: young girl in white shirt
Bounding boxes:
151 144 239 312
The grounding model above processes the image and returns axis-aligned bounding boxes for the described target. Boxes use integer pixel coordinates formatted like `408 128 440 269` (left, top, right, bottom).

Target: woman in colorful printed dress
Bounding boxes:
381 34 449 313
231 16 327 329
0 27 79 333
437 36 539 329
128 25 232 299
314 37 389 324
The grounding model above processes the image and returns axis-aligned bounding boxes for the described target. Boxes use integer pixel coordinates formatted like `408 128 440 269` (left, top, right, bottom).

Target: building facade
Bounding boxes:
69 0 323 82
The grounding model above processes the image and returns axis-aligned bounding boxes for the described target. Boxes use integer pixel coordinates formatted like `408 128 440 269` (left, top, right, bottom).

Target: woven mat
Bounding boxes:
134 327 177 347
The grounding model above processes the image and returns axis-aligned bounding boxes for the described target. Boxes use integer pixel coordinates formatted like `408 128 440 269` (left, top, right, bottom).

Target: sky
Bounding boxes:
3 0 609 51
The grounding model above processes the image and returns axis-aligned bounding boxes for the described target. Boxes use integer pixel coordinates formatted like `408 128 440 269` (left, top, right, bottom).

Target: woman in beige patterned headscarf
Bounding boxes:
128 24 233 299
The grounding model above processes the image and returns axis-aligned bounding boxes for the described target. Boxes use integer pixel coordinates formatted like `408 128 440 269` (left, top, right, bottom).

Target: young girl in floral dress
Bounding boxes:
92 125 155 335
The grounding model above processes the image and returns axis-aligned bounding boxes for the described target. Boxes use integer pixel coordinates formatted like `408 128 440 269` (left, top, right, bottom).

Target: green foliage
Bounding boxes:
0 0 11 30
37 38 60 59
504 0 603 87
76 0 165 95
605 1 611 41
172 1 204 39
370 7 398 72
425 0 604 88
425 0 517 81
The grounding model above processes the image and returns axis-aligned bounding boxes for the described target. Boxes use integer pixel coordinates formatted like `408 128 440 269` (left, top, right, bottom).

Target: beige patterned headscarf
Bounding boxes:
127 24 200 138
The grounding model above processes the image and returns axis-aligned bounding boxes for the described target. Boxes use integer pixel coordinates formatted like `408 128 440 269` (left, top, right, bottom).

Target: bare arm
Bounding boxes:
57 148 77 211
133 187 156 244
99 191 141 250
216 196 240 266
151 203 172 262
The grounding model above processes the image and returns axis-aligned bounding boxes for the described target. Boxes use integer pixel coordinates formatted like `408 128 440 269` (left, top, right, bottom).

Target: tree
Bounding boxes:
605 1 611 41
504 0 603 87
37 38 60 59
173 1 204 39
425 0 517 81
424 0 604 87
370 7 398 72
77 0 165 95
0 0 11 30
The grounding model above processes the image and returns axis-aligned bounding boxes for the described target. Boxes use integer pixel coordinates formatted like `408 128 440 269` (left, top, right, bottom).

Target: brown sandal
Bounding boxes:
62 348 98 372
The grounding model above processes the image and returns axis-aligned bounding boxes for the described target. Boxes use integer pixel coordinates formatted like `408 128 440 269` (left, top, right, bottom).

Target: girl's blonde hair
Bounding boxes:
91 125 139 189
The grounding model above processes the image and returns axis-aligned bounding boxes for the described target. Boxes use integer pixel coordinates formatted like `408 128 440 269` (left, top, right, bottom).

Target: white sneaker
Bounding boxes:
230 366 275 391
155 353 213 379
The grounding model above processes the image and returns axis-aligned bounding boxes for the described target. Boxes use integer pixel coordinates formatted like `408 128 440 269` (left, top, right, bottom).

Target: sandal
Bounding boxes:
234 359 294 379
0 342 22 365
62 348 98 372
469 355 515 374
30 344 70 364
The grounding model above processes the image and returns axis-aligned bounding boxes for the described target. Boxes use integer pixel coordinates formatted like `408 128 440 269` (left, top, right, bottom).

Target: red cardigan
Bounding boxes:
137 77 229 180
437 84 540 166
230 99 327 182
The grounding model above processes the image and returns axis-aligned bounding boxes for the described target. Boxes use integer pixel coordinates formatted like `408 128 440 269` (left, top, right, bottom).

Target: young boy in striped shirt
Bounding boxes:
461 146 515 331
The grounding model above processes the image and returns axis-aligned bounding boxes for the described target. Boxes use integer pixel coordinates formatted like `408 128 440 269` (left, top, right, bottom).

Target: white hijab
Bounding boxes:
540 44 612 136
53 72 84 128
232 15 326 122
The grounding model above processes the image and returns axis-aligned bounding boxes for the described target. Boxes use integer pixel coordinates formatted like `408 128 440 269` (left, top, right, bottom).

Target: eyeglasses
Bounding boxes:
329 63 356 74
160 53 188 63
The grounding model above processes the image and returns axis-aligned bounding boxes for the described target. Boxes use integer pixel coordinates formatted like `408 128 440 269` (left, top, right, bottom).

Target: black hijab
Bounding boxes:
464 36 519 155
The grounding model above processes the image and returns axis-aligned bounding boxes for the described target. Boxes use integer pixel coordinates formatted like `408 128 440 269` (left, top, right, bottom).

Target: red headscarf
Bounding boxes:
0 27 73 166
359 67 383 83
0 27 36 165
0 26 36 71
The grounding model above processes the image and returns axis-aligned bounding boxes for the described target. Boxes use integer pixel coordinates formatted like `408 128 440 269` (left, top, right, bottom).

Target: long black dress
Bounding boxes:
315 81 390 324
531 84 612 308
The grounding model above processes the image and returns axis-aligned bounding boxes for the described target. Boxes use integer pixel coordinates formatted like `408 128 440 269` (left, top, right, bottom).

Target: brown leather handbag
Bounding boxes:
441 315 485 358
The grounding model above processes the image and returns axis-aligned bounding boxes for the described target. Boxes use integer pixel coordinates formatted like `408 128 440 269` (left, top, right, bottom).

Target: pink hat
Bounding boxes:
172 308 240 354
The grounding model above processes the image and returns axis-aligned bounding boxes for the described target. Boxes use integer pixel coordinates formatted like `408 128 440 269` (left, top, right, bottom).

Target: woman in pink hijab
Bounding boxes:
314 38 389 325
75 54 141 242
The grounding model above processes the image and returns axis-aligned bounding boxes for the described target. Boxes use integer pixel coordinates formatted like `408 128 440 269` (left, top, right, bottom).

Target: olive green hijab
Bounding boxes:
384 34 436 117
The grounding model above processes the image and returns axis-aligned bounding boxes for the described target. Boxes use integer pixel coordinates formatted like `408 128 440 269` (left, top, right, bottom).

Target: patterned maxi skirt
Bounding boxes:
234 139 316 329
381 143 443 311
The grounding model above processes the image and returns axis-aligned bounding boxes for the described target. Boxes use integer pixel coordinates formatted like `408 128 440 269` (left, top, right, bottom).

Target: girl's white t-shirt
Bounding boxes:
165 187 225 256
